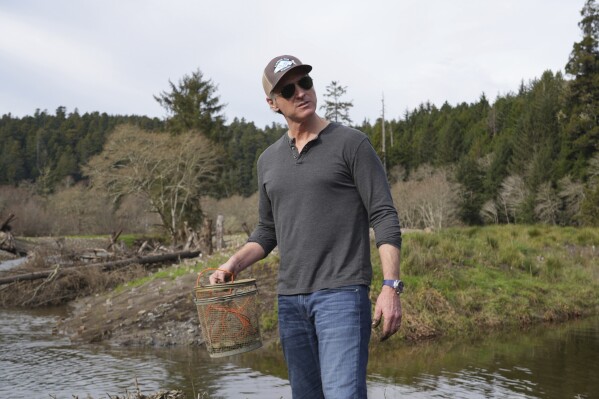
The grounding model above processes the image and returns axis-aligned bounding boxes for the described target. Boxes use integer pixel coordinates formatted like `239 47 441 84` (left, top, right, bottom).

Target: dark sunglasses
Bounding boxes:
279 75 313 99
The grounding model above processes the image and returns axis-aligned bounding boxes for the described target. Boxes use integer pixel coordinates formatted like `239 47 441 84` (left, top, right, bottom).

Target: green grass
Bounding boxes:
112 253 230 294
371 225 599 342
110 225 599 344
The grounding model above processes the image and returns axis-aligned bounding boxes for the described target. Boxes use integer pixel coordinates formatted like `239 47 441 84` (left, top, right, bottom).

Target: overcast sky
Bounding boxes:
0 0 586 129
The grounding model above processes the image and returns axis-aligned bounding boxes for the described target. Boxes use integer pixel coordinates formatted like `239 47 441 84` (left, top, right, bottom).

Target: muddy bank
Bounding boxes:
56 256 280 348
57 261 202 346
0 234 279 348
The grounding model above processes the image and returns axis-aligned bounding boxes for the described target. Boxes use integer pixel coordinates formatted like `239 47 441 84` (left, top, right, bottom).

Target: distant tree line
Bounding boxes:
0 107 284 199
1 0 597 230
0 108 163 191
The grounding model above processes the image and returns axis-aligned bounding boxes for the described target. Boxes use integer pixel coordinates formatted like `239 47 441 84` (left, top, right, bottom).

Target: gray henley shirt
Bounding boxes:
248 122 402 295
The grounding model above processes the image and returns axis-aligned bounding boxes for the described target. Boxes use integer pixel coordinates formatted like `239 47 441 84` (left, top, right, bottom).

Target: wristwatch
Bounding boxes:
382 279 404 295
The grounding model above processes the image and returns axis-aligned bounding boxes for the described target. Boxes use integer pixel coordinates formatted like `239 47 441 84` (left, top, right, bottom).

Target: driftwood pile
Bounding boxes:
0 213 223 288
0 215 229 310
0 229 202 307
0 249 200 286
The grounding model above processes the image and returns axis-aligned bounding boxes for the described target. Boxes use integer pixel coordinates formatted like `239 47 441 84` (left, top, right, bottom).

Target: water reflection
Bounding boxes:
0 308 171 398
362 318 599 398
1 308 597 399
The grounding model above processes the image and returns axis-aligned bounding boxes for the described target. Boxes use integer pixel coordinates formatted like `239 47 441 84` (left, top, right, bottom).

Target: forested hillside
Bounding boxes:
1 0 597 234
0 108 164 190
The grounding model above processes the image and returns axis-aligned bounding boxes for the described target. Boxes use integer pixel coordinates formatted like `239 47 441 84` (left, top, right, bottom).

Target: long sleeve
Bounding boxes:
351 138 402 250
247 157 278 255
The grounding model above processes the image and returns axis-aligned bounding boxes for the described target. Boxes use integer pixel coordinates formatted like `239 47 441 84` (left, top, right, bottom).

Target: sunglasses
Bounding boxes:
278 75 313 99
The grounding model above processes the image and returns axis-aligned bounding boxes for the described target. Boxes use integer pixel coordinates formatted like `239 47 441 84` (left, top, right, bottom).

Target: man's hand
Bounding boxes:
208 265 234 284
207 242 266 285
372 286 402 341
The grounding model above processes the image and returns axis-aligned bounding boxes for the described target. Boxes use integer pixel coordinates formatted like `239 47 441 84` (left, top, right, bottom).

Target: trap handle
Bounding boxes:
196 268 235 288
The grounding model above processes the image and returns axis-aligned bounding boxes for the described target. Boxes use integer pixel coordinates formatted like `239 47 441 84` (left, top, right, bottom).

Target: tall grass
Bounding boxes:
371 225 599 342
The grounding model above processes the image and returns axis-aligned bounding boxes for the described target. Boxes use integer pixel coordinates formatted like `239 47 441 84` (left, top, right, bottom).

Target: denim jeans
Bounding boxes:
278 285 372 399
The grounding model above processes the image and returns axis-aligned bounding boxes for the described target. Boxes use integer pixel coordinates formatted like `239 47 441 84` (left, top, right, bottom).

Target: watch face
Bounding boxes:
383 279 404 294
393 280 404 293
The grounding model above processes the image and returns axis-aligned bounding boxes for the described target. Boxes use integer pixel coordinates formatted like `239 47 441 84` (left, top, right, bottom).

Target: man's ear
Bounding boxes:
266 96 279 113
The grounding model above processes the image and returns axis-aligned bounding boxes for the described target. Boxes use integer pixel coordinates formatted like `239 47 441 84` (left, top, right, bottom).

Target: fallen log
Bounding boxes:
0 250 200 286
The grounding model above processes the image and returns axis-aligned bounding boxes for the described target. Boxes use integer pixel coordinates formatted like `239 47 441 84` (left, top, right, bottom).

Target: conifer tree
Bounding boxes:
154 69 226 139
320 81 353 124
562 0 599 177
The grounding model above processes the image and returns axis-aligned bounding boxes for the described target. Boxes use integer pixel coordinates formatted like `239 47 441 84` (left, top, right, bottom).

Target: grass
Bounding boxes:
112 253 231 294
106 225 599 344
370 225 599 342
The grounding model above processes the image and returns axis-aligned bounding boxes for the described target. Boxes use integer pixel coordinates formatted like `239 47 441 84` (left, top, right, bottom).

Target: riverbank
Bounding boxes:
56 252 281 348
4 225 599 348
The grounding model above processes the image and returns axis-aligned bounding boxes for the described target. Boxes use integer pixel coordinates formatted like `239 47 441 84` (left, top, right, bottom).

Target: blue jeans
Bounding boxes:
278 285 372 399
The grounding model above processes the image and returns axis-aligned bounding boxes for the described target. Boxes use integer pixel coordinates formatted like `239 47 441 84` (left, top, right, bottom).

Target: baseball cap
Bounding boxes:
262 55 312 96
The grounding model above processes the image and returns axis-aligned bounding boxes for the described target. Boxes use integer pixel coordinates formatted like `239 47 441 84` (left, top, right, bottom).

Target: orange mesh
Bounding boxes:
194 269 262 357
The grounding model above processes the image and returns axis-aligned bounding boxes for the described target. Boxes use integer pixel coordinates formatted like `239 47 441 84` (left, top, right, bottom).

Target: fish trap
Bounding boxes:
194 269 262 358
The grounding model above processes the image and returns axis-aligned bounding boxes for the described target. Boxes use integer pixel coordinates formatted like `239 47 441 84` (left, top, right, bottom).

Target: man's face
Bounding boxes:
268 69 317 121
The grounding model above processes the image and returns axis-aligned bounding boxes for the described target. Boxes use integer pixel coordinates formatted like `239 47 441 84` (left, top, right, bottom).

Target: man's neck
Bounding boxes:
286 114 329 142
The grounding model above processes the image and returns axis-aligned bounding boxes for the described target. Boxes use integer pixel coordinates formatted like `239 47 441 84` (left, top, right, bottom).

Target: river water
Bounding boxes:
0 307 597 399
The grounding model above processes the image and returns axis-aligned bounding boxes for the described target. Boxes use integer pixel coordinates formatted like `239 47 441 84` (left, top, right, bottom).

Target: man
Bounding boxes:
210 55 403 398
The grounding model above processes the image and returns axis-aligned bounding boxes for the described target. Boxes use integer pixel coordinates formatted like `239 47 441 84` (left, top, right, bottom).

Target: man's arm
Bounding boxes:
372 243 403 341
209 242 266 284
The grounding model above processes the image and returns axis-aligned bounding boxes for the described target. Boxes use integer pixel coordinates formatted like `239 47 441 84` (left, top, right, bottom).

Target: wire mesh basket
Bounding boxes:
194 269 262 358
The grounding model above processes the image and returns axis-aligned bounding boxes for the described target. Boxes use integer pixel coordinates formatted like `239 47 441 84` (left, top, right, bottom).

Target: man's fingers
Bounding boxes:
374 314 402 341
208 271 228 284
372 304 383 328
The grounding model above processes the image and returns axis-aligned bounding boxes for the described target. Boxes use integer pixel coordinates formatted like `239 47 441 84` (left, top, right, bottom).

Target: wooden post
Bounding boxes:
216 214 225 251
200 218 213 255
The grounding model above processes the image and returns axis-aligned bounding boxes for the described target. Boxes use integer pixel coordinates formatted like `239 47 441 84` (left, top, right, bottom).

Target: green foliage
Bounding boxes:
154 69 226 139
579 184 599 225
455 156 485 224
217 118 284 197
0 108 163 189
260 301 278 332
370 225 599 341
561 0 599 177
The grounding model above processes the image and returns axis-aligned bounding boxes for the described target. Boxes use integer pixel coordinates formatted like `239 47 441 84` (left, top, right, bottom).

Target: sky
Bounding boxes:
0 0 587 129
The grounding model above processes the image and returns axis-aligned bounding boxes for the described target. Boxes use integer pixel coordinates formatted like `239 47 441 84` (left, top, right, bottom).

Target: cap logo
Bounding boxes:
273 58 296 74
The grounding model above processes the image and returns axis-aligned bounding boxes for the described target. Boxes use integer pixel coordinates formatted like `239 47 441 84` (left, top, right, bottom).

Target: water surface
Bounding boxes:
1 308 597 398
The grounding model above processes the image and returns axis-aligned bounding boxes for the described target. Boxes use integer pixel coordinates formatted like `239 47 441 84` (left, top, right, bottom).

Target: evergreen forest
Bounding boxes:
1 0 598 233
